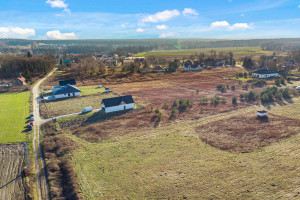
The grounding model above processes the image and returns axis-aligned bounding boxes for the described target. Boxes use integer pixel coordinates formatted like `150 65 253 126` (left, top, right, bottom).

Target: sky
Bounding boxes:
0 0 299 40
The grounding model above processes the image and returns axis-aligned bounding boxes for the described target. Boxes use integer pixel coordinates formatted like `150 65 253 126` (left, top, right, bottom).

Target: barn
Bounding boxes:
101 95 135 113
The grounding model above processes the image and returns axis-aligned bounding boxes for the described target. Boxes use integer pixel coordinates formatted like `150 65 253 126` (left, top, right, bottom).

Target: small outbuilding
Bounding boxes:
252 68 279 79
101 95 135 113
257 110 267 117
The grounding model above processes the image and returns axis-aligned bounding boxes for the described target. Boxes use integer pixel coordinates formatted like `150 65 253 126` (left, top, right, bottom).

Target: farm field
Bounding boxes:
0 92 30 144
68 97 300 199
0 143 26 200
135 46 272 57
39 92 117 119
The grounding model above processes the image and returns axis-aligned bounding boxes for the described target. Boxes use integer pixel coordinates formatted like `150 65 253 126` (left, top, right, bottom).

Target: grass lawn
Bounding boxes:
78 85 105 96
0 92 30 144
135 46 272 57
68 98 300 199
40 93 117 119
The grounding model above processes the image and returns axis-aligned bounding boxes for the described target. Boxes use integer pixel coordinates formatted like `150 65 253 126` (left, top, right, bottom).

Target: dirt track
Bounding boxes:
0 143 25 200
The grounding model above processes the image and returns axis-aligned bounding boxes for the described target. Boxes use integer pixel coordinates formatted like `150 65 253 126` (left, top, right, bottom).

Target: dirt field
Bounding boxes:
0 143 26 200
196 113 300 152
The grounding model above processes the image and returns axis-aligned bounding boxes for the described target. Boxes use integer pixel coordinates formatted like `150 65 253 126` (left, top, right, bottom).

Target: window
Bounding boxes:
124 106 126 110
68 93 70 97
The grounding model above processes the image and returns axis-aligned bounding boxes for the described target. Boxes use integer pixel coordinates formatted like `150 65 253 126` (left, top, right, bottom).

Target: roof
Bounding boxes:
59 79 76 86
102 95 134 108
154 66 164 71
253 68 279 75
17 76 26 82
53 85 81 95
257 110 267 113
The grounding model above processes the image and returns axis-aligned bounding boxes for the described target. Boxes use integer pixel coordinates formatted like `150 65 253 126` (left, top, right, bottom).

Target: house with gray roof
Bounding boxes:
52 84 81 100
252 68 279 79
101 95 135 113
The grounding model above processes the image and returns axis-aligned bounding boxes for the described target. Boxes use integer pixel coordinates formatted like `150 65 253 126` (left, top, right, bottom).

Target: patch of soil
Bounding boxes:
195 113 300 153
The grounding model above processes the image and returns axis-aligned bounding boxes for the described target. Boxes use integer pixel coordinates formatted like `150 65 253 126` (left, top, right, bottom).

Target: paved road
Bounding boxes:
32 68 57 200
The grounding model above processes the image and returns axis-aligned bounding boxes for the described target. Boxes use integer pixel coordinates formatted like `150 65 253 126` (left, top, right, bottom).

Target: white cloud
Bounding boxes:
228 23 252 30
142 9 180 23
182 8 199 16
0 27 35 38
210 21 230 28
136 28 145 32
46 30 77 39
298 5 300 8
156 25 168 30
159 32 176 38
228 0 232 2
46 0 70 13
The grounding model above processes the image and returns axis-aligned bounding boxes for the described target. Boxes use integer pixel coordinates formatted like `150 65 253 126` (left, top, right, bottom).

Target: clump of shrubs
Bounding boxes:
231 85 236 91
275 77 285 86
199 97 209 105
232 97 237 105
251 79 266 88
211 95 220 105
216 84 227 93
240 91 259 101
260 86 290 103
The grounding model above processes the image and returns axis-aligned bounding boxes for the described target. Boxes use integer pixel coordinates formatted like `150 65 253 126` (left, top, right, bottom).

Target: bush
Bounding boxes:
242 84 249 90
227 84 229 89
232 97 237 105
252 80 266 88
173 99 178 107
196 89 200 94
199 97 209 104
155 109 160 114
171 108 178 115
231 85 235 91
158 112 162 120
216 84 226 93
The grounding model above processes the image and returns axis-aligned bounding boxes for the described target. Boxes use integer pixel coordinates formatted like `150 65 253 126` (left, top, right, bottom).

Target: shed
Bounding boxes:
257 110 267 117
252 68 279 79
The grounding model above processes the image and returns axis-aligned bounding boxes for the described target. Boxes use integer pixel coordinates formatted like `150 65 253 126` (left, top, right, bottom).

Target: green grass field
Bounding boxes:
67 98 300 199
0 92 30 144
135 46 272 57
78 85 105 96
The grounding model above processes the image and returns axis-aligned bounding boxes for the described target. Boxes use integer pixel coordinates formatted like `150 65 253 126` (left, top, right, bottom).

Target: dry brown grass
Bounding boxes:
42 123 84 200
196 113 300 153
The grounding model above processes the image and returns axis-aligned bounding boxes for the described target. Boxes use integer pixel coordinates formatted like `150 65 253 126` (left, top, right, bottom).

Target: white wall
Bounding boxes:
104 103 135 113
252 73 278 79
54 92 81 99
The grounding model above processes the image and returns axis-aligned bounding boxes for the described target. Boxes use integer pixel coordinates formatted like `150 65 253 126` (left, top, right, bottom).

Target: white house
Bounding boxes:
52 85 81 99
101 95 135 113
252 68 279 79
184 60 203 71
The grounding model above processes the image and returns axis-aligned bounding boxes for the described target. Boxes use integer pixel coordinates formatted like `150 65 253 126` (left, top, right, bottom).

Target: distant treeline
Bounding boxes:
0 54 56 79
0 38 299 55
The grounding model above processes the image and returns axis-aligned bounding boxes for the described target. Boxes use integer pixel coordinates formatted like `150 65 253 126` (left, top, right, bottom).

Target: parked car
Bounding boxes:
297 86 300 90
82 106 93 113
27 126 32 132
30 114 34 118
30 117 34 121
30 122 34 126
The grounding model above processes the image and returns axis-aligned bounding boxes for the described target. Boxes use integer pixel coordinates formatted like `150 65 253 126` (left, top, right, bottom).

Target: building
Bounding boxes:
183 60 203 71
14 76 26 86
153 66 165 72
52 85 81 99
101 95 135 113
252 68 279 79
257 110 267 117
59 79 76 86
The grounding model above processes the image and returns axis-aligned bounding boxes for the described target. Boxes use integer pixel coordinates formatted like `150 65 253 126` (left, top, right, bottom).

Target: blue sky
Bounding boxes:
0 0 299 39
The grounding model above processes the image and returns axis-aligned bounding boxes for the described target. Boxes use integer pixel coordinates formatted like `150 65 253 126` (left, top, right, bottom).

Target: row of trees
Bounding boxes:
0 53 56 79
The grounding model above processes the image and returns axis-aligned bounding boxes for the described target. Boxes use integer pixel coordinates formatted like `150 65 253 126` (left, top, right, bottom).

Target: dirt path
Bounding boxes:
32 68 57 200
